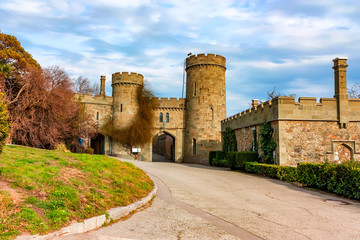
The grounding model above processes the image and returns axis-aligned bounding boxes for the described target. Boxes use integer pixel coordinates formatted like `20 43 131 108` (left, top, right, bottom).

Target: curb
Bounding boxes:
16 178 157 240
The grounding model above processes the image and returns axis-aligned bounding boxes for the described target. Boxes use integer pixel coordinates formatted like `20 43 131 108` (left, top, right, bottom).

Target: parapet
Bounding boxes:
112 72 144 85
75 93 113 105
186 53 226 70
221 96 349 131
151 97 186 109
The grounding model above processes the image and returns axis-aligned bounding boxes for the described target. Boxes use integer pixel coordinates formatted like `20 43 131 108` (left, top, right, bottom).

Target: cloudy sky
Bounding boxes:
1 0 360 116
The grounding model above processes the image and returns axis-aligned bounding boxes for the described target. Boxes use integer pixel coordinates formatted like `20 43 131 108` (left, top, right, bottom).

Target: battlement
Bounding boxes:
150 97 186 109
112 72 144 85
221 96 360 131
75 93 113 105
186 53 226 70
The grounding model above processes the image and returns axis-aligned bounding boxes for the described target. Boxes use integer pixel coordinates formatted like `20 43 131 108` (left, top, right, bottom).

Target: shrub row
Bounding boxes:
244 161 360 200
297 162 360 199
244 162 297 182
209 151 258 169
228 151 259 170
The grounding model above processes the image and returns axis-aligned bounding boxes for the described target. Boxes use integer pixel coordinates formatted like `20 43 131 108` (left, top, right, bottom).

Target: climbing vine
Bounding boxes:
251 127 258 152
259 121 276 164
222 127 237 153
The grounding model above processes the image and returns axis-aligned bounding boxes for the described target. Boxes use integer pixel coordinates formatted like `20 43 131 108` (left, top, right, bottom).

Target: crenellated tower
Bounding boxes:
111 72 143 156
183 53 226 164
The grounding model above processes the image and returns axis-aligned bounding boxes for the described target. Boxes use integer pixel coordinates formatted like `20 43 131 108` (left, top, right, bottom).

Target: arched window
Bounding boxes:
96 112 99 120
193 138 196 154
166 113 169 122
159 112 163 122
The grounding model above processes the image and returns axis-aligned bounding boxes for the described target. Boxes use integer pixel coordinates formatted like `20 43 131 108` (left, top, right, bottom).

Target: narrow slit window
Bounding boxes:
194 81 197 96
211 106 214 120
96 112 99 120
193 138 196 154
120 104 123 112
166 113 169 122
160 112 163 122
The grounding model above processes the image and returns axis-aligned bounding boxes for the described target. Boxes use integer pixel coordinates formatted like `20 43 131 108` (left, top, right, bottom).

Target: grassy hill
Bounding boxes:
0 145 154 239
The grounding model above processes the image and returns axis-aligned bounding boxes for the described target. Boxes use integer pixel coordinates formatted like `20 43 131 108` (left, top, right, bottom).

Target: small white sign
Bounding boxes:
132 148 141 153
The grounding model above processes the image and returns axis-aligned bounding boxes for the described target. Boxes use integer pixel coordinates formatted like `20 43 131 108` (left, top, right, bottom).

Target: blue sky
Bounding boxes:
1 0 360 116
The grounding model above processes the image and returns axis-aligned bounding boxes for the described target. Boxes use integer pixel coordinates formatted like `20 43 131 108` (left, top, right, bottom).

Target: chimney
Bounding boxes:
100 76 106 96
333 57 349 128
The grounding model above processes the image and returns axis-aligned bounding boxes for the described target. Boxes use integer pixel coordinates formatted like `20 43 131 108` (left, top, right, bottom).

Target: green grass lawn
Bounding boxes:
0 145 154 239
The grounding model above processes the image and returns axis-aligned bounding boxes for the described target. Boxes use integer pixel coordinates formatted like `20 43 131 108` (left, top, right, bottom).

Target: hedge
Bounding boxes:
244 161 360 200
228 151 258 170
297 162 360 199
209 151 228 167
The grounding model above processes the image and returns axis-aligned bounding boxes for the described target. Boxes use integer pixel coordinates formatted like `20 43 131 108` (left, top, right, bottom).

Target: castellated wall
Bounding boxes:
222 96 360 166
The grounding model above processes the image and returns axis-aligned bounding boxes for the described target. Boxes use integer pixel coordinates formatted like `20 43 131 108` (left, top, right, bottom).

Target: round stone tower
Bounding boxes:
111 72 143 156
183 53 226 164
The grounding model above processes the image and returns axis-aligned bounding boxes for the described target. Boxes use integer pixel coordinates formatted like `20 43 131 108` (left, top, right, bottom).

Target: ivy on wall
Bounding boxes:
259 121 276 164
223 127 237 153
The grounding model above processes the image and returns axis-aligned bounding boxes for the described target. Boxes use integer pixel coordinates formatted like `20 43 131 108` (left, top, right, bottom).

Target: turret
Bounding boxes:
111 72 143 129
183 53 226 164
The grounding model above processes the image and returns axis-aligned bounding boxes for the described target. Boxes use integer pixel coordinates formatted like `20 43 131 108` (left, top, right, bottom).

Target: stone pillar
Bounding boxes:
333 57 349 128
100 76 106 96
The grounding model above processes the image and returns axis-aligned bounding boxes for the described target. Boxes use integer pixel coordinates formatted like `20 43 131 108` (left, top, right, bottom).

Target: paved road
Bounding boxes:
55 160 360 240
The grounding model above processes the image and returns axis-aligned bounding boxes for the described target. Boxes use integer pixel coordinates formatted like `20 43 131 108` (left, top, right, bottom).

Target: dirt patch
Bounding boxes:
0 180 24 204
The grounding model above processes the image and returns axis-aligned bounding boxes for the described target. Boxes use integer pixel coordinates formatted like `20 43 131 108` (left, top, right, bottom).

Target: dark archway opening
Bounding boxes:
91 133 105 155
152 132 175 162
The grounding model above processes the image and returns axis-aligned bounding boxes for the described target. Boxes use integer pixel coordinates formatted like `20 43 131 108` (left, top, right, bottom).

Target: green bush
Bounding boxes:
209 151 228 167
297 162 360 199
244 162 297 181
209 151 217 166
0 93 10 154
234 151 259 169
227 151 236 170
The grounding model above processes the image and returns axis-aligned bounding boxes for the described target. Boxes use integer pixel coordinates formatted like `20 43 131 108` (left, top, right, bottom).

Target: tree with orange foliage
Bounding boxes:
0 32 96 150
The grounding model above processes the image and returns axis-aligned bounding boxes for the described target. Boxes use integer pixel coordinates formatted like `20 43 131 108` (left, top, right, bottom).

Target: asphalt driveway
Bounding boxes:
54 160 360 240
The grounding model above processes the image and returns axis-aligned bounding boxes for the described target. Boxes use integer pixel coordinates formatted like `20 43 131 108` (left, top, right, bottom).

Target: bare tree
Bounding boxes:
267 87 296 100
74 76 99 95
348 82 360 98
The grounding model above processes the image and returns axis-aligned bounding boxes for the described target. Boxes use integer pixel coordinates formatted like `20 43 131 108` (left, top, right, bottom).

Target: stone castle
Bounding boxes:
81 54 359 166
79 53 226 164
222 57 360 166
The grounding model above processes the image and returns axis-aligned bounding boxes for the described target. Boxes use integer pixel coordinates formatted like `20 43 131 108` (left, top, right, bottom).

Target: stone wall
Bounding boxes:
279 121 360 166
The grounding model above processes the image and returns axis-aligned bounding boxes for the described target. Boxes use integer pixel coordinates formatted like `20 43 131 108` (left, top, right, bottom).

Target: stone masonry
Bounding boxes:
222 57 360 166
79 53 226 164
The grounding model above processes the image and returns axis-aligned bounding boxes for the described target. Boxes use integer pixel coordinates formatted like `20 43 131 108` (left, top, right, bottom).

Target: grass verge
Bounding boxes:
0 145 154 239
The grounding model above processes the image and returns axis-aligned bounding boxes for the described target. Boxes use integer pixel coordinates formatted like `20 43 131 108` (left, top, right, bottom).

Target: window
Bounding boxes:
120 104 123 112
159 112 163 122
96 112 99 120
166 113 169 122
193 138 196 154
211 106 214 120
194 81 197 96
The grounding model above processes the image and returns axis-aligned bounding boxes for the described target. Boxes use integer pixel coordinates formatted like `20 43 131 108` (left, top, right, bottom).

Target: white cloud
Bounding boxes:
3 0 50 14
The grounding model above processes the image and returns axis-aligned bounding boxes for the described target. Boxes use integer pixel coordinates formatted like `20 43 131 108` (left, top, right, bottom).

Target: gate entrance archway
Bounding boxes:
152 132 175 162
91 133 105 155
